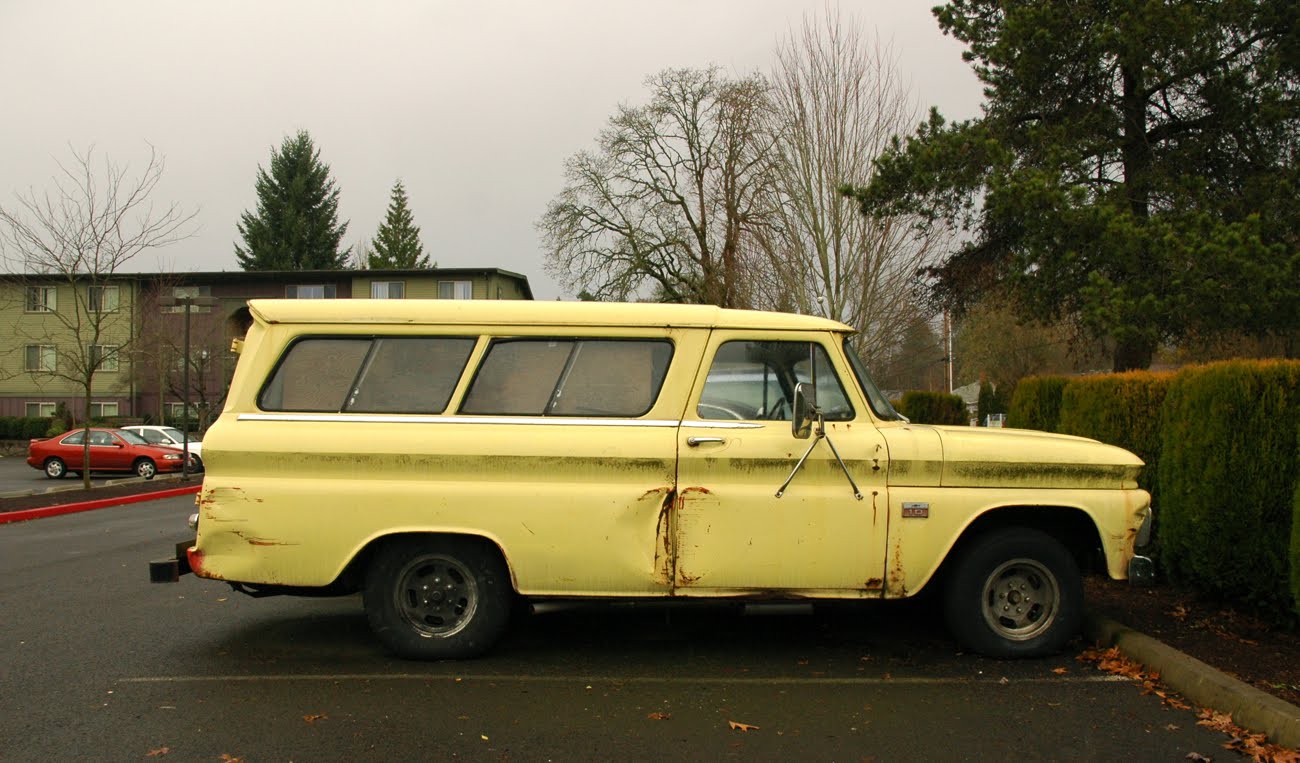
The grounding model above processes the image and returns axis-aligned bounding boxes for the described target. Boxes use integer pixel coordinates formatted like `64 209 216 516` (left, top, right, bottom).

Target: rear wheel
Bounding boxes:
44 458 66 479
943 528 1082 658
134 459 157 480
364 537 512 660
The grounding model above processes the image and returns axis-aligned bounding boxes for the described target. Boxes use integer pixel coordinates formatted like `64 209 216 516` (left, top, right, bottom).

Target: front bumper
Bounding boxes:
149 539 196 583
1127 504 1156 585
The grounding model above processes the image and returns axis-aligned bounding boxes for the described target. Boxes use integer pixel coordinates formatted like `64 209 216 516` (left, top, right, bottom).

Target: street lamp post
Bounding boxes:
157 294 219 479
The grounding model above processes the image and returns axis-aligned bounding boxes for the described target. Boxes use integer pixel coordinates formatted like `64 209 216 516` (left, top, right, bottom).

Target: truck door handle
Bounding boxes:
687 436 725 447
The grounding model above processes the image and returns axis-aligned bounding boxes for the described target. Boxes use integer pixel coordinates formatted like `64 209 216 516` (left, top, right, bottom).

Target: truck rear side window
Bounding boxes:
259 336 475 413
460 339 673 417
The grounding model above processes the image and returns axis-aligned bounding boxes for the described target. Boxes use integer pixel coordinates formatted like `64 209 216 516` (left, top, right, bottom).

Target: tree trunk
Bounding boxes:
1112 336 1155 372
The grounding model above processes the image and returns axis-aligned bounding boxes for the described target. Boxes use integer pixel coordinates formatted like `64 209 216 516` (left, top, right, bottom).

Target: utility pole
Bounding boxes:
157 294 219 478
944 310 954 393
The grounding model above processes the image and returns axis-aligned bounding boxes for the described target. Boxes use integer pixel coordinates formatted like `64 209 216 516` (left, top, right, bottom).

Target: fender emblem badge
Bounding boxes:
902 502 930 518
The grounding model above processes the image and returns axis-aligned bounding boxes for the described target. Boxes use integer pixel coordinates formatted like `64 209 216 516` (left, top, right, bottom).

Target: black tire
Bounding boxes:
44 458 66 479
364 536 512 660
134 459 157 480
943 528 1082 658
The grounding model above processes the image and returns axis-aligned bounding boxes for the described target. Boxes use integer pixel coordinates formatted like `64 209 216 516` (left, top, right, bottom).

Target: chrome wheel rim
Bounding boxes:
980 558 1060 641
137 461 156 478
393 554 478 638
45 459 64 478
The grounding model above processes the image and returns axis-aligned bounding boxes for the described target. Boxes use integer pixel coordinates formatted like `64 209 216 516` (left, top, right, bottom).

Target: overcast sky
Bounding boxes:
0 0 983 299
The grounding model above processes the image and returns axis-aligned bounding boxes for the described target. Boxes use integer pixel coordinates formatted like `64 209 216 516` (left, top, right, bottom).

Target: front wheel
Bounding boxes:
134 459 157 480
943 528 1082 658
44 458 66 479
364 537 512 660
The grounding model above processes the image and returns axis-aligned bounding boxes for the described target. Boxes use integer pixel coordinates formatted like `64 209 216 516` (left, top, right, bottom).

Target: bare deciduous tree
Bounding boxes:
0 145 195 487
746 13 951 369
539 67 775 307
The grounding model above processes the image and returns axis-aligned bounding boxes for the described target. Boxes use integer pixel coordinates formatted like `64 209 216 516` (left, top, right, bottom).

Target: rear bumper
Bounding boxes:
149 539 196 583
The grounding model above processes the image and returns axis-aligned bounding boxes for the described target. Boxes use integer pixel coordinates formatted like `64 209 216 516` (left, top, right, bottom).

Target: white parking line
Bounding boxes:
119 673 1131 686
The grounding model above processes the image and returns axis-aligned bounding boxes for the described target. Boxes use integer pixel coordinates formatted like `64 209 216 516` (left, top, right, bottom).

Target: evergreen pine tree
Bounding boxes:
235 131 350 270
368 180 431 269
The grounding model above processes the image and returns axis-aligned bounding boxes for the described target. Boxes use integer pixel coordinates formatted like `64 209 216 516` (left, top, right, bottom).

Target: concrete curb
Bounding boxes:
0 472 190 500
0 484 201 524
1084 611 1300 749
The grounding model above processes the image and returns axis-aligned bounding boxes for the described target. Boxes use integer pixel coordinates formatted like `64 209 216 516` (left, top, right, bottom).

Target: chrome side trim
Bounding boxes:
680 420 764 430
237 413 682 427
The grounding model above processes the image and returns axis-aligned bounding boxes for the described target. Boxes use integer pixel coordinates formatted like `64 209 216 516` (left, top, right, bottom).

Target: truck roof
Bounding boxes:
247 299 853 333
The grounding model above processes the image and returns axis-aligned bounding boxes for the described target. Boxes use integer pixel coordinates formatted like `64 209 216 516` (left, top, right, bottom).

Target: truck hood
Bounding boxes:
932 426 1144 490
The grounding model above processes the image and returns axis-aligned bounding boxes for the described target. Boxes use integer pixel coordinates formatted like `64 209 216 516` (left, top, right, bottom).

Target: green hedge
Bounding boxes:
1157 360 1300 622
1007 376 1068 431
896 391 967 425
1057 371 1172 493
0 417 56 440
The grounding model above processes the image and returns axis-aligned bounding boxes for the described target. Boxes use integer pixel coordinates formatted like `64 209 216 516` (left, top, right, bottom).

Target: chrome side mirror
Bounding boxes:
791 382 813 440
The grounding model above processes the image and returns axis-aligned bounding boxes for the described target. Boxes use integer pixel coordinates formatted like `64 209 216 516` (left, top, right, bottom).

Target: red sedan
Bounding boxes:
27 427 188 480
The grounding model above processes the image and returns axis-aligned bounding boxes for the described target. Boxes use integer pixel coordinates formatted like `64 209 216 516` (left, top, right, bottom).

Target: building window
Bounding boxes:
90 344 119 372
90 401 119 418
163 285 212 313
166 402 201 418
438 280 472 300
25 402 56 418
88 285 120 312
25 286 57 313
370 281 405 299
286 284 337 299
24 345 57 372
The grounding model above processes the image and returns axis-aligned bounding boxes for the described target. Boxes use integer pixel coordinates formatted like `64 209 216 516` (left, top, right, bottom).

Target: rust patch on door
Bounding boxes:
886 535 908 597
652 487 677 586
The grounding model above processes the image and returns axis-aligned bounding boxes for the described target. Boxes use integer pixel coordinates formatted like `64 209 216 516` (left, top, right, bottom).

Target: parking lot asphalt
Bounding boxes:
5 474 1298 752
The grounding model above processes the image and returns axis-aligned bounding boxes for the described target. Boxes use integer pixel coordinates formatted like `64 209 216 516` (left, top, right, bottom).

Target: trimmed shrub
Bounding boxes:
1007 376 1069 431
897 391 967 425
1057 371 1172 493
977 380 1008 425
23 417 54 439
1158 360 1300 622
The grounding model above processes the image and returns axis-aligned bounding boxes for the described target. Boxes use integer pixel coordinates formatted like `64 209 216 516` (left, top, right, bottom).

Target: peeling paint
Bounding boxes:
232 530 297 547
887 535 908 597
652 488 677 586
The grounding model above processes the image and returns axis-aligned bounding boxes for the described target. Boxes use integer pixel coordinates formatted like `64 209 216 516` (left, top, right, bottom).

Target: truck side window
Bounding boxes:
258 336 473 413
346 337 475 413
698 341 853 421
460 338 673 417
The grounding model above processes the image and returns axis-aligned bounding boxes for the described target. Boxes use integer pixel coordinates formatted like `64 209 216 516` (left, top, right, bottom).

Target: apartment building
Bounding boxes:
0 268 533 424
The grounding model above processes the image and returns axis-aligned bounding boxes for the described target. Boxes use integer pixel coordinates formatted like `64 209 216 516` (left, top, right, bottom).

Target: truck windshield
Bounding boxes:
843 337 905 421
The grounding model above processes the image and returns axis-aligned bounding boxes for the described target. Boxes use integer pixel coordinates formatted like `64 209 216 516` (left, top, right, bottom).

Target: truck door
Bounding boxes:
673 333 889 595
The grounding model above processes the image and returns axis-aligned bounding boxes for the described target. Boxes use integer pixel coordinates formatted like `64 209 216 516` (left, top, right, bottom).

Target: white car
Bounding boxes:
120 425 203 471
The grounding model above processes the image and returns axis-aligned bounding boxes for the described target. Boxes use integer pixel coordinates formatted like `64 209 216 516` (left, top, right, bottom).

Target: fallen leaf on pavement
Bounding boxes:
1052 667 1068 675
303 713 327 724
728 720 759 732
647 712 671 721
145 748 169 757
1197 708 1299 762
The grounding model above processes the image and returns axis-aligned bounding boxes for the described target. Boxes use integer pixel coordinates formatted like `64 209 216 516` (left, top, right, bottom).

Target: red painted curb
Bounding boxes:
0 484 201 524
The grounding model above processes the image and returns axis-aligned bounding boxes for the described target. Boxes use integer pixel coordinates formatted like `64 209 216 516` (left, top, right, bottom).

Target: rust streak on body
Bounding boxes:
653 488 677 586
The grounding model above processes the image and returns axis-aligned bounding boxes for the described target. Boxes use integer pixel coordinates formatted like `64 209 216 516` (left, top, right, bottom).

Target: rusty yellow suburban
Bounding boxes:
150 299 1153 659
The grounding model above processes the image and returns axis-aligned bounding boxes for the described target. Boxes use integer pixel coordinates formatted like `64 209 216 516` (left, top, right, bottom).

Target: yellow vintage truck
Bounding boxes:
151 300 1153 659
